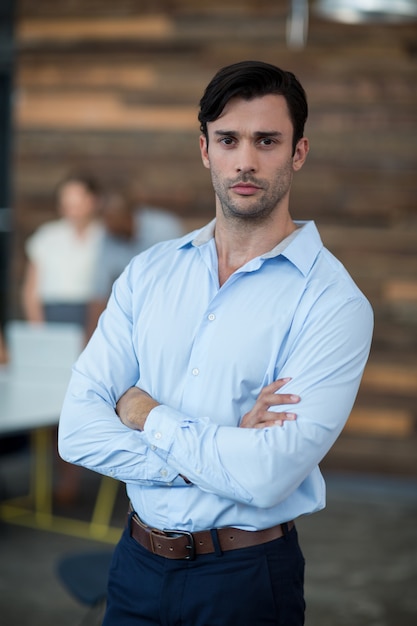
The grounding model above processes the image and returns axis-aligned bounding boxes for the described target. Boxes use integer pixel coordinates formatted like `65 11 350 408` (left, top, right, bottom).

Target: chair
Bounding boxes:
56 549 114 626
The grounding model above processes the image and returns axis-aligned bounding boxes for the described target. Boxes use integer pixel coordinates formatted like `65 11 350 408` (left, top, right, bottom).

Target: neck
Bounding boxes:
73 218 94 237
215 211 296 286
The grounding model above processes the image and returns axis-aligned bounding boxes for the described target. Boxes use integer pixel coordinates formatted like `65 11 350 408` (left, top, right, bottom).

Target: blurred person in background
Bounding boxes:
87 188 183 335
22 172 104 331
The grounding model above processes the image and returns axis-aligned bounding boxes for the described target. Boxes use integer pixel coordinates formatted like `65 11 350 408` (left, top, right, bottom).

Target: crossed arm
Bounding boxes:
116 377 300 431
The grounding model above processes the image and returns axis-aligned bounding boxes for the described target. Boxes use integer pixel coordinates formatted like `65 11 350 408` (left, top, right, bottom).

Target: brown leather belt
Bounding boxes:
128 509 294 560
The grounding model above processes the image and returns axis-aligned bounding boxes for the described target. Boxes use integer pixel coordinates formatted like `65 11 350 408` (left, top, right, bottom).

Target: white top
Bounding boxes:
26 218 104 303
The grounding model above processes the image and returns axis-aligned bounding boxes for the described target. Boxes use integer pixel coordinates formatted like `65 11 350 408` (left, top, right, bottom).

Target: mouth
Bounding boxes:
231 182 261 196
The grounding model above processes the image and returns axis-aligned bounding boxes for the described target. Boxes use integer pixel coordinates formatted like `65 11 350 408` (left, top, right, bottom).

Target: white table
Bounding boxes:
0 323 121 544
0 368 70 433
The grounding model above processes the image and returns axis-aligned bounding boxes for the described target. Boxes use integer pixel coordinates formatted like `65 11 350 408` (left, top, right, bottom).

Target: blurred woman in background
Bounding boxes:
22 172 104 331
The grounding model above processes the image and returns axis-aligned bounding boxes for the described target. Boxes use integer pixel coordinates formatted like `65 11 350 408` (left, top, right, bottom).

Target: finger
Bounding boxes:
261 378 292 394
274 413 296 426
240 412 296 429
254 418 293 429
263 392 300 406
255 411 297 427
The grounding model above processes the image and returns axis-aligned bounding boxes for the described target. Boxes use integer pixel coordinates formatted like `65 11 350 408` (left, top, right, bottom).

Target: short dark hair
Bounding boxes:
198 60 308 153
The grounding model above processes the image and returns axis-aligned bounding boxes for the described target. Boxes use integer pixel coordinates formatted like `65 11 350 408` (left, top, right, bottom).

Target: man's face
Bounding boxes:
200 94 308 223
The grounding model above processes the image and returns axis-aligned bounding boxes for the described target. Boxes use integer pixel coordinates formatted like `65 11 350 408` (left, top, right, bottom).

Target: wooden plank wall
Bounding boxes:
11 0 417 474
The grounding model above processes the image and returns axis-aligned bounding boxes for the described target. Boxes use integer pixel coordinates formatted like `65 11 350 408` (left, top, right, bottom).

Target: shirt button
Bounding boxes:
150 445 157 451
160 469 168 477
192 368 199 376
154 432 162 440
208 313 216 321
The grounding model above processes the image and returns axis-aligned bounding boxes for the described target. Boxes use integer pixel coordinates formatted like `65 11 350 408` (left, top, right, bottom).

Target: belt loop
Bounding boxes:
210 528 223 557
281 522 289 541
127 505 135 535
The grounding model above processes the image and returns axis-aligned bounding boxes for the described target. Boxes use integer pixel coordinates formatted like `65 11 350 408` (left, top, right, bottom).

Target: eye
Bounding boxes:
220 136 235 146
259 137 275 146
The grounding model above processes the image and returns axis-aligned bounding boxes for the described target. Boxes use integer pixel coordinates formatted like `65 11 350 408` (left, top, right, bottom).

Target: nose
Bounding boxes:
235 142 257 174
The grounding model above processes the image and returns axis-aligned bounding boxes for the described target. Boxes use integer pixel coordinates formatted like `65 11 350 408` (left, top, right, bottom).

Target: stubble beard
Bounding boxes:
211 161 294 226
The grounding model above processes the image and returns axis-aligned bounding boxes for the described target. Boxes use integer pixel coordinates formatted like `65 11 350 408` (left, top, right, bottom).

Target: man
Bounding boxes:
87 188 183 335
59 60 373 625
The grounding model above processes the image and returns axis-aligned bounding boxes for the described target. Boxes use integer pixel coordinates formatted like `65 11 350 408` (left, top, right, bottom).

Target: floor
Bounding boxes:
0 448 416 626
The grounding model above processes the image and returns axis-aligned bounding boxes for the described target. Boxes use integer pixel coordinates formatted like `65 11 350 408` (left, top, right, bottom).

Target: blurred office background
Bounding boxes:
4 0 417 474
0 1 416 625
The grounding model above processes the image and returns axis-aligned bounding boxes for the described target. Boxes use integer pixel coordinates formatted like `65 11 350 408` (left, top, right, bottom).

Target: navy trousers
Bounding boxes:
102 520 305 626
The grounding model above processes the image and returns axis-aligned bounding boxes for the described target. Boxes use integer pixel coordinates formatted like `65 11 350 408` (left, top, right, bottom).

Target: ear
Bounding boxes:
199 134 210 169
292 137 309 172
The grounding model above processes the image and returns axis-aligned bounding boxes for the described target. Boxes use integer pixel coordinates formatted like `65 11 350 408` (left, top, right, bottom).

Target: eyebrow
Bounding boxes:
213 130 284 139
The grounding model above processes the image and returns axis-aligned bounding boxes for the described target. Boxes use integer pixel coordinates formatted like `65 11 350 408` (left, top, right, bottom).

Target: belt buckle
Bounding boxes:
163 529 196 560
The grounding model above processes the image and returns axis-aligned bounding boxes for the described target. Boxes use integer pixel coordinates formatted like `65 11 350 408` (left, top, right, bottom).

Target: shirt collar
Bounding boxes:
178 218 322 277
181 219 216 247
264 221 323 277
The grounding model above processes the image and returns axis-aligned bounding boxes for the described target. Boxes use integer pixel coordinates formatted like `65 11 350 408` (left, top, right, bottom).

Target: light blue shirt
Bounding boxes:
59 220 373 532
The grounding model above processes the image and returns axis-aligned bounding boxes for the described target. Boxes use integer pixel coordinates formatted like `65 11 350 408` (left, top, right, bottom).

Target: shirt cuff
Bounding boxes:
143 403 186 453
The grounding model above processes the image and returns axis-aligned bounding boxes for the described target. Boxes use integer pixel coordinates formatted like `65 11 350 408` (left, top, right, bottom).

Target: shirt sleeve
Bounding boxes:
58 262 178 485
141 293 374 508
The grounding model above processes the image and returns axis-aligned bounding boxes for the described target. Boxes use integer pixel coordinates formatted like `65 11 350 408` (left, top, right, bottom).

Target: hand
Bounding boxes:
116 386 159 431
240 378 300 429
